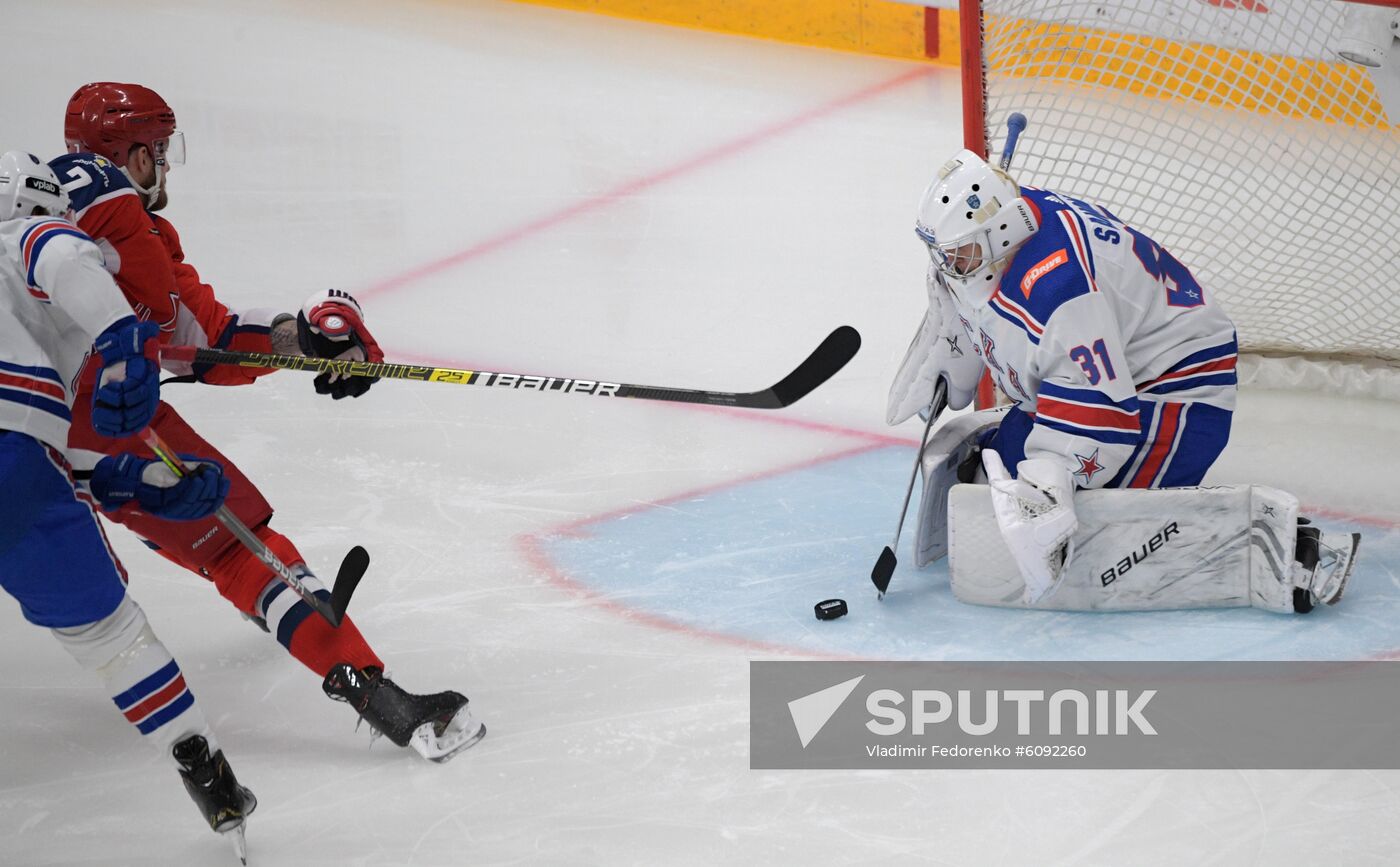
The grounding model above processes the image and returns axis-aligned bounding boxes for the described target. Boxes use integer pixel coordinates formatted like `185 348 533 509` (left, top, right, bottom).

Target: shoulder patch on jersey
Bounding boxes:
1019 248 1068 298
990 214 1093 338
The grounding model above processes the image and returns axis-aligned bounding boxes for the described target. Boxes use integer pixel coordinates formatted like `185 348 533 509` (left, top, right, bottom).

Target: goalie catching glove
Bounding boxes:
886 270 984 425
89 453 230 521
295 289 384 400
982 450 1078 604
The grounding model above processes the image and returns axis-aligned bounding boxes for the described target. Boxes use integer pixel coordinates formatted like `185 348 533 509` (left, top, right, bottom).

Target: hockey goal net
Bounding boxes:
961 0 1400 398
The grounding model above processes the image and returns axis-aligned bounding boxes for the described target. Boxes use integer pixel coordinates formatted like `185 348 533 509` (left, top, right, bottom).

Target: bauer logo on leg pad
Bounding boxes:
1100 522 1180 586
952 484 1262 612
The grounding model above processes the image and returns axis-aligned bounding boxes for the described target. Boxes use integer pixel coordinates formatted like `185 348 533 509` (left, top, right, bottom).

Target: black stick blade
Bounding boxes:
329 545 371 627
871 545 897 598
746 325 861 409
307 595 343 628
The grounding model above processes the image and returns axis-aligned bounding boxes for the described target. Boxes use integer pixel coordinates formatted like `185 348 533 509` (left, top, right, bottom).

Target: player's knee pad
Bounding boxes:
51 593 155 674
205 523 304 613
913 407 1008 567
947 483 1352 613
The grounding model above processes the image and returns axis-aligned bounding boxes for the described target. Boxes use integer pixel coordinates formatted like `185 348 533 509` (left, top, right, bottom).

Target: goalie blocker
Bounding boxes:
915 411 1360 613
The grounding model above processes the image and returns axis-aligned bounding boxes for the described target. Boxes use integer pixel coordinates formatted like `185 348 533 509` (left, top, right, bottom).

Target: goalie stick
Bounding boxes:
873 114 1029 597
869 378 948 599
138 428 368 628
160 325 861 410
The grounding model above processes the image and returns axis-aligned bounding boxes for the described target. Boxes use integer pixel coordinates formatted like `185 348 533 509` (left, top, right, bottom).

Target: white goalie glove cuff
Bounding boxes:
982 451 1079 604
886 276 983 424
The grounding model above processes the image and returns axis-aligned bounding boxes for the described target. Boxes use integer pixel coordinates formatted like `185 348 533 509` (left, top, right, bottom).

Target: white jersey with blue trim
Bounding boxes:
0 216 133 452
945 186 1238 488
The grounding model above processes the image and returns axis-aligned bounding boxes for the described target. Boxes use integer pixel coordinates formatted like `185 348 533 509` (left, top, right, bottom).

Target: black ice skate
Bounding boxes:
172 734 257 865
322 663 485 763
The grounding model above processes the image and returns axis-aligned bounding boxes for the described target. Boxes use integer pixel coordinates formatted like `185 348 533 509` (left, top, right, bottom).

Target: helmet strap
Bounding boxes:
119 162 164 209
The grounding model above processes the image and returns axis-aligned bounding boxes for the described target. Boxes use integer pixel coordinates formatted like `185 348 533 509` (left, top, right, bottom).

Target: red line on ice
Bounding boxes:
355 65 934 300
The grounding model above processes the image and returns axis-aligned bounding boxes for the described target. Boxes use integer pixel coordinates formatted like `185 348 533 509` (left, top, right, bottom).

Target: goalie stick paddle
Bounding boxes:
138 428 368 627
160 325 861 410
870 378 948 599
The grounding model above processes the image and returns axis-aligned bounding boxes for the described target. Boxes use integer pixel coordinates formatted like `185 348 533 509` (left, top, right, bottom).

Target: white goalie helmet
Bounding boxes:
915 149 1039 300
0 151 70 222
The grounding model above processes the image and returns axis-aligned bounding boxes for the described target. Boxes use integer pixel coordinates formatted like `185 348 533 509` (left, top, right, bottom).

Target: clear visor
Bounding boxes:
152 131 186 168
915 224 988 279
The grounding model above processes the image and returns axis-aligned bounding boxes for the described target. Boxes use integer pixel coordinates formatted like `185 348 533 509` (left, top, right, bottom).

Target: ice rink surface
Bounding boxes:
6 1 1400 864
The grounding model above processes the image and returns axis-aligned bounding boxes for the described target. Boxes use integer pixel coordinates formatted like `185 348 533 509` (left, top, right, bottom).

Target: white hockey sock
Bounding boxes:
53 596 215 760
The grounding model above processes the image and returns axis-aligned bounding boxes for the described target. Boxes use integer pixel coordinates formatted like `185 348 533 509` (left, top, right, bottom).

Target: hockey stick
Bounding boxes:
137 428 368 628
869 113 1028 596
869 378 948 599
160 325 861 410
998 112 1027 172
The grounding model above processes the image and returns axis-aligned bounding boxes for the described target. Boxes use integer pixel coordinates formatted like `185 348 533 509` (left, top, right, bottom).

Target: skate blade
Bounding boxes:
219 820 248 865
1321 533 1362 605
408 709 486 763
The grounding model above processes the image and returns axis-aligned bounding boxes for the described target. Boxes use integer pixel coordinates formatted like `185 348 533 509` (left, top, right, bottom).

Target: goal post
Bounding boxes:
959 0 1400 400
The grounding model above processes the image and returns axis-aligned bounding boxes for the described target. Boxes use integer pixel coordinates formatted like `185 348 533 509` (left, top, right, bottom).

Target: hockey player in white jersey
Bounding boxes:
888 147 1358 613
0 151 254 861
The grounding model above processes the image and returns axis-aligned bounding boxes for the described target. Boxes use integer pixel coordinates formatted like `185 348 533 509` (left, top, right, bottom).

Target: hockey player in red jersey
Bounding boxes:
52 82 483 761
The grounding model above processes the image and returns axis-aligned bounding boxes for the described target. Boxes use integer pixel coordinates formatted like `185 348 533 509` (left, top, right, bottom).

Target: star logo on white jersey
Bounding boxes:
1074 449 1105 484
945 334 963 357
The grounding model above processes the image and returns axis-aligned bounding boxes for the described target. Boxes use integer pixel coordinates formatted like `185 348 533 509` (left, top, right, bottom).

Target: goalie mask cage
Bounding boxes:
960 0 1400 399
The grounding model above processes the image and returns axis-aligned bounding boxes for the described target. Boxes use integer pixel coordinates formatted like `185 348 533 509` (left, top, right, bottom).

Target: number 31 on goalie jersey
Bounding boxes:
1069 339 1118 386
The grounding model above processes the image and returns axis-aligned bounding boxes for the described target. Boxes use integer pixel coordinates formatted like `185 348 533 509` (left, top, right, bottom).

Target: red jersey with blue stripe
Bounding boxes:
947 186 1237 488
49 154 281 388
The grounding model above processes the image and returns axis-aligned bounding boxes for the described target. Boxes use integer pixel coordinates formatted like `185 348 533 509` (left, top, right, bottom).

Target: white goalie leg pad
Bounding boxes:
948 483 1308 612
913 407 1008 567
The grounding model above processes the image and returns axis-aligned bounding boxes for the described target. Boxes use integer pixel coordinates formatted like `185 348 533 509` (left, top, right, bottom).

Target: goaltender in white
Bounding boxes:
887 148 1359 614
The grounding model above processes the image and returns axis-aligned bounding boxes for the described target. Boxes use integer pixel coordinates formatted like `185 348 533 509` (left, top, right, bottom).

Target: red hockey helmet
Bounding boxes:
64 82 184 168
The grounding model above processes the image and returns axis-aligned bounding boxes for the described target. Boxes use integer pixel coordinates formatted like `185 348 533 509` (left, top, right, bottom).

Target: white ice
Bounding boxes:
5 1 1400 864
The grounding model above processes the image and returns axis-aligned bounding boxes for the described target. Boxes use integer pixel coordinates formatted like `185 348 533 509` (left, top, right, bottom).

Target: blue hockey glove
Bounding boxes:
91 317 161 437
89 453 230 521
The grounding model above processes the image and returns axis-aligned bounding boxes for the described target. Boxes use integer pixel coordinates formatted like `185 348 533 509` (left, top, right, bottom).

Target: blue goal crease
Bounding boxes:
543 446 1400 661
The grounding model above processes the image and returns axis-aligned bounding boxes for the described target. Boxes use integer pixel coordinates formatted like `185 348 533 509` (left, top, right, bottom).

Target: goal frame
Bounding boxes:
957 0 1400 406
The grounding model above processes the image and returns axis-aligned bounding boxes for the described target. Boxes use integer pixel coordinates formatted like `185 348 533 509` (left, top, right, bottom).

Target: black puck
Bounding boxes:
814 598 848 621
